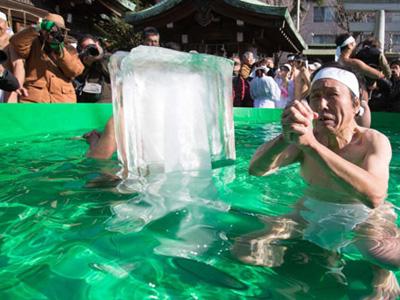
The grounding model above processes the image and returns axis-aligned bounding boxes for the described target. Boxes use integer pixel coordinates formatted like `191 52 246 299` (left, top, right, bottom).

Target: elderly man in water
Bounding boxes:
239 63 399 299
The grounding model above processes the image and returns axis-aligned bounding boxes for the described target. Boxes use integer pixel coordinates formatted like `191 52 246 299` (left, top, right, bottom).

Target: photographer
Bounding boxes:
0 11 26 102
75 34 111 103
10 13 84 103
0 50 20 95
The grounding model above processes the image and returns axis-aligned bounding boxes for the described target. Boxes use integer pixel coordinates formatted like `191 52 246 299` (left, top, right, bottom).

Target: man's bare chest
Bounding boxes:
301 143 367 187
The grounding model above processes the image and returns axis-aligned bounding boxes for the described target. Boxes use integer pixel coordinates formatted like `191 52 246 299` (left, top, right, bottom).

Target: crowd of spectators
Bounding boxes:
232 52 319 109
232 34 400 115
0 12 399 113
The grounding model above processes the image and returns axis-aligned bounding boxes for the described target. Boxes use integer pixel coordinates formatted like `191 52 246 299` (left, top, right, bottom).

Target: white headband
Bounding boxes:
335 36 355 62
311 67 359 98
254 66 269 73
0 12 7 22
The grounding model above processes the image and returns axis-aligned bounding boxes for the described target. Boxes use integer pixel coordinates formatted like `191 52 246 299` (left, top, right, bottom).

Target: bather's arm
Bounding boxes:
341 57 383 79
249 134 301 176
85 117 117 159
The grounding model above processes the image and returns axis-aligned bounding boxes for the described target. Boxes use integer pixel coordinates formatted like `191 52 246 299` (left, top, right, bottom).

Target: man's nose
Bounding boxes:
322 97 330 109
316 97 329 111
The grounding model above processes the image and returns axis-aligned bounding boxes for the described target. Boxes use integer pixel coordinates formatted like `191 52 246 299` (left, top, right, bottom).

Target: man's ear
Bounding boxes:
353 96 361 115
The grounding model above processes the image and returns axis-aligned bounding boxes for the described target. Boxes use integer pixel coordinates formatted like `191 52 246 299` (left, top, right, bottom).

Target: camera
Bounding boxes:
49 29 65 44
80 44 100 58
0 50 7 64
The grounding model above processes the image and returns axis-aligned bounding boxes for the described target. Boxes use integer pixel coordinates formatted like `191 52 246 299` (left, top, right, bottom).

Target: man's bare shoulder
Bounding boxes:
358 127 392 152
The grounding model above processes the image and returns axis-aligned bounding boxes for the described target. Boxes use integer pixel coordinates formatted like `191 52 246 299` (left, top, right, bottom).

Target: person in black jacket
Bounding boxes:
388 59 400 111
75 34 111 103
0 50 21 102
355 37 391 80
0 69 19 91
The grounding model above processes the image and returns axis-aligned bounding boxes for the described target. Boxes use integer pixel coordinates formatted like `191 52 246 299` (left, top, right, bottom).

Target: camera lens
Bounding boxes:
50 30 65 43
86 45 99 56
0 50 7 64
81 44 100 57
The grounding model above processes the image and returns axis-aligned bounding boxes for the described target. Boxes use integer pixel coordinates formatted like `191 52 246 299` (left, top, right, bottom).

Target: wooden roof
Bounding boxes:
0 0 48 25
125 0 307 52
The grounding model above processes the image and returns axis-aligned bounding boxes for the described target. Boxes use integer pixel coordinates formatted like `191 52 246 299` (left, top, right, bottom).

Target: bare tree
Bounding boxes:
334 0 374 38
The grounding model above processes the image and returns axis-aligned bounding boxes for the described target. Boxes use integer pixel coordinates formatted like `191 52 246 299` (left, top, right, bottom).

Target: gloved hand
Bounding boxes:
49 40 64 54
47 27 65 54
40 20 55 32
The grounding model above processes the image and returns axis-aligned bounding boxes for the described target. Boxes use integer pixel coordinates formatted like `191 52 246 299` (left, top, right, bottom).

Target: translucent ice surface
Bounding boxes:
109 46 235 180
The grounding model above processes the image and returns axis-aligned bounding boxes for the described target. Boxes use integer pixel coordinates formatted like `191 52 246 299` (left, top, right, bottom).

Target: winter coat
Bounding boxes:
10 26 84 103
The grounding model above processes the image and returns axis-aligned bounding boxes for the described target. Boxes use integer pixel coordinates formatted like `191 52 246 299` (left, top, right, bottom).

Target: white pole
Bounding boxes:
375 10 385 52
297 0 300 31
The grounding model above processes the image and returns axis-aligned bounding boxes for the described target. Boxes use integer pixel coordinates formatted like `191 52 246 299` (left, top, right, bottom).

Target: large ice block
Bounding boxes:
109 46 235 180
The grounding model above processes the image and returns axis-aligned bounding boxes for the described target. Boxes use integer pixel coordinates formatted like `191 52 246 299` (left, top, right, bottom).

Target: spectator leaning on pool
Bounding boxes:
10 13 84 103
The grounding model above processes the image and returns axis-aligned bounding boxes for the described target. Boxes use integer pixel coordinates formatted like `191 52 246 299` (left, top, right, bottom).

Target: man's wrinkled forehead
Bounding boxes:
310 78 352 96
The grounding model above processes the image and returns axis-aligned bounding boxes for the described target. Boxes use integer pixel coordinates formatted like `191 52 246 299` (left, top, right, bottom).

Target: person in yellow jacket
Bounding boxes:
10 13 84 103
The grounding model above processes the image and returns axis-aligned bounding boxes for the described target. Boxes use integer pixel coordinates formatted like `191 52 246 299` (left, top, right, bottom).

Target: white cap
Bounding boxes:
309 64 317 71
287 55 295 61
313 62 321 69
254 66 269 73
309 62 322 72
0 12 7 22
281 63 291 72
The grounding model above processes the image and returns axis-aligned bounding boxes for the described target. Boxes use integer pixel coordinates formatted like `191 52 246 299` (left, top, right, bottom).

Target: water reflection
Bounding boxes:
231 196 400 298
1 128 400 298
106 171 230 259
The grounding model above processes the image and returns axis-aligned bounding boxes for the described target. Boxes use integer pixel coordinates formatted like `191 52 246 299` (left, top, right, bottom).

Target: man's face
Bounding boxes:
233 57 241 73
256 69 265 78
243 53 254 66
280 67 289 78
266 59 274 68
80 38 100 52
143 34 160 46
309 78 358 134
347 41 357 55
391 64 400 80
294 60 304 69
0 19 7 35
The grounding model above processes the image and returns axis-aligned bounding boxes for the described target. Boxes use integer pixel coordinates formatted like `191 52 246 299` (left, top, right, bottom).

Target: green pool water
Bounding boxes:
0 122 399 299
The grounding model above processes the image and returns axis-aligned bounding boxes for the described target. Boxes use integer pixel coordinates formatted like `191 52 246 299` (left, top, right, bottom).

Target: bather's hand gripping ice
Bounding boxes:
109 46 235 186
